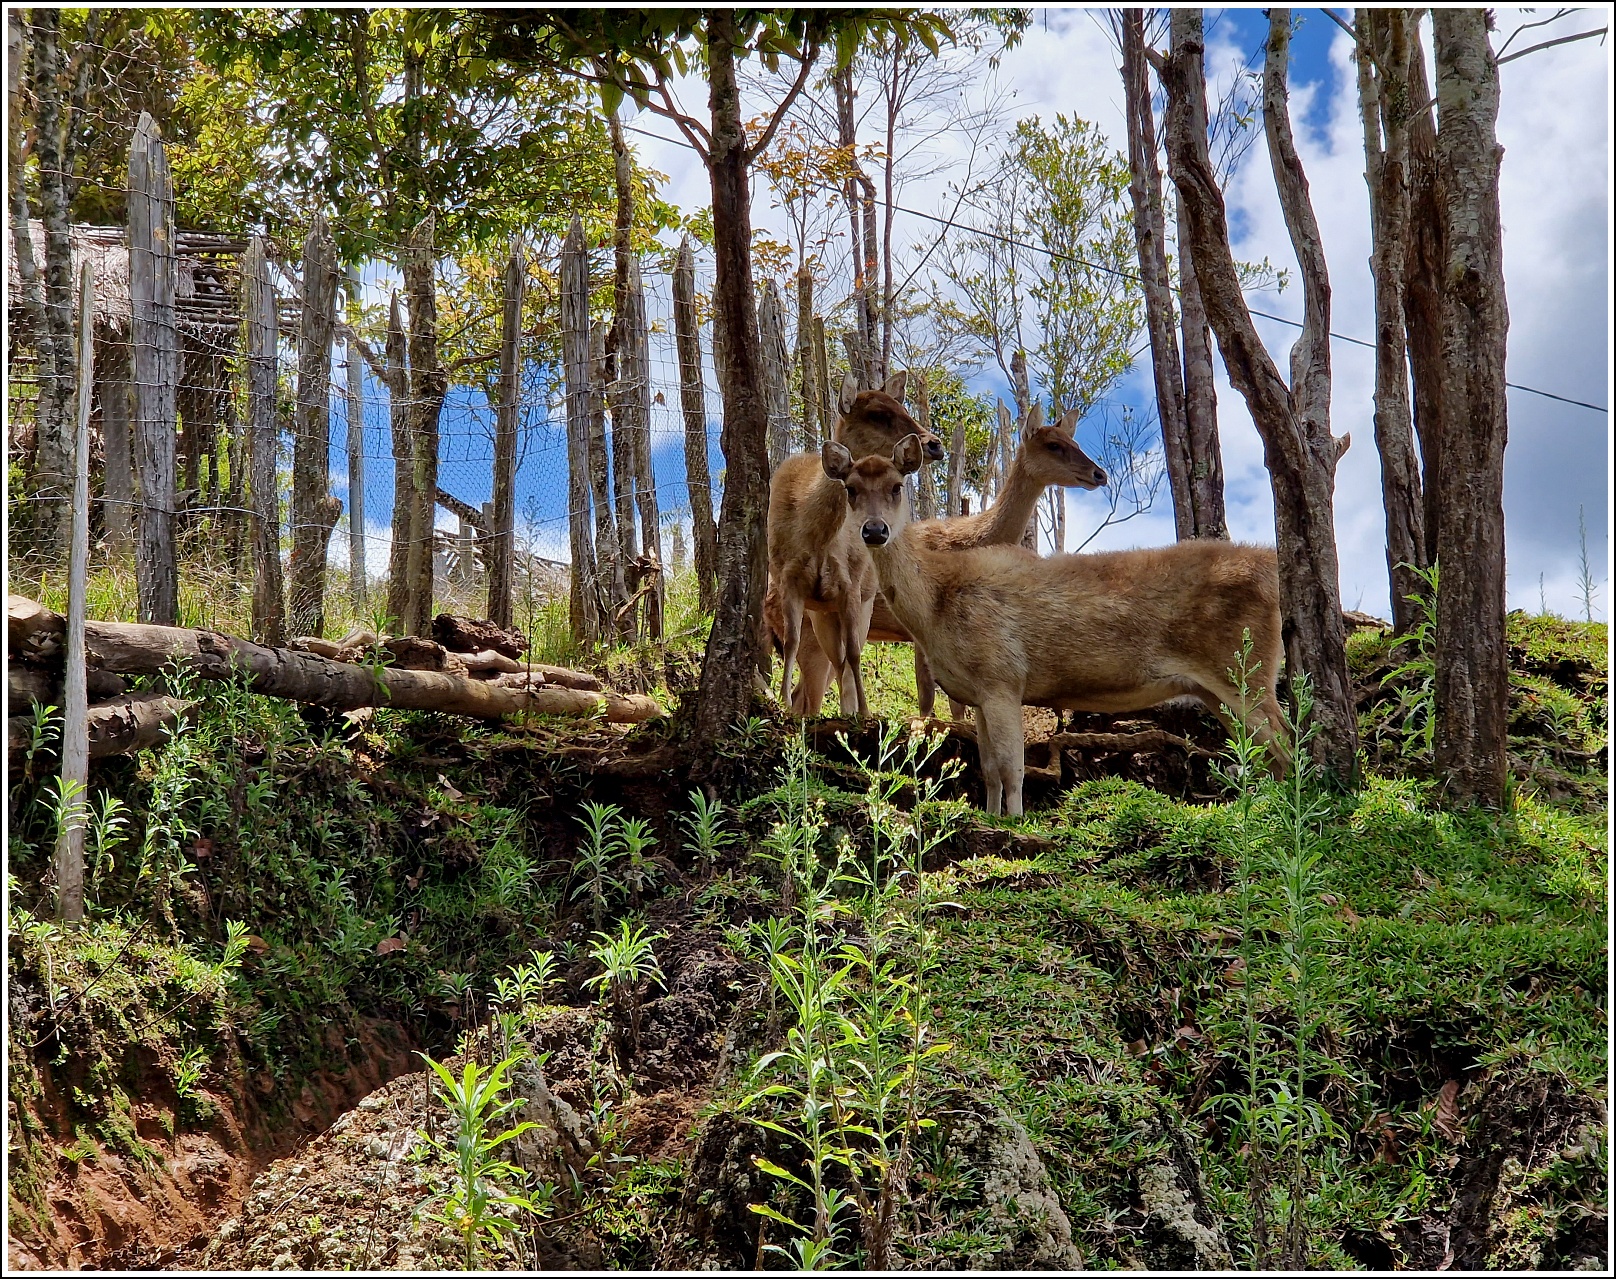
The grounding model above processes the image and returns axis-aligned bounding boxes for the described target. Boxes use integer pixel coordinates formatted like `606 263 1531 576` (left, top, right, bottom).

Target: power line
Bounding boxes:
622 119 1607 416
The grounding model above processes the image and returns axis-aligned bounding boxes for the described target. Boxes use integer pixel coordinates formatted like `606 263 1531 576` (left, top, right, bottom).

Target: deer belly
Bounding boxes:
1036 678 1199 715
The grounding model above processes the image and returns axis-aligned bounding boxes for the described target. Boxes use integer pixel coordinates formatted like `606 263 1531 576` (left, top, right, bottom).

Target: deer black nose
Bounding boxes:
922 438 945 461
861 520 890 546
1093 467 1108 486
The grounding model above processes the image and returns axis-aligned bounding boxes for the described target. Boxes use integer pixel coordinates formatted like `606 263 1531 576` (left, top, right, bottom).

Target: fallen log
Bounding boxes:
1045 730 1208 756
8 594 65 662
459 648 523 675
432 613 527 659
6 693 194 759
11 599 662 724
521 664 603 691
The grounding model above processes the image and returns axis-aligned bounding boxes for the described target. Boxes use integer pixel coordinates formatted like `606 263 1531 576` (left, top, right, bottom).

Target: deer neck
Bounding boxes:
866 529 933 629
978 450 1044 545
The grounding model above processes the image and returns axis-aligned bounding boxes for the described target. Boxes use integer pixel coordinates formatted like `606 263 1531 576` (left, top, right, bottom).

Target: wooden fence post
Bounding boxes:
609 250 661 640
55 259 94 924
128 110 177 625
795 267 819 449
913 370 938 519
344 266 366 613
490 235 527 631
815 316 833 435
559 221 599 643
383 294 410 629
289 211 339 637
244 238 284 646
759 279 791 470
588 326 629 635
946 398 965 518
673 236 718 613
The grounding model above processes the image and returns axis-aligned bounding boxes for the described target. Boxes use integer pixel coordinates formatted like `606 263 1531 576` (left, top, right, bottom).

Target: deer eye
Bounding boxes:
891 484 902 497
846 486 856 502
1045 441 1061 451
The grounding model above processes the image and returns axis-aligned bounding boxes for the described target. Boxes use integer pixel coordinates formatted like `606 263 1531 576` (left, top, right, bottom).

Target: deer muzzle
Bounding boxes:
861 520 891 547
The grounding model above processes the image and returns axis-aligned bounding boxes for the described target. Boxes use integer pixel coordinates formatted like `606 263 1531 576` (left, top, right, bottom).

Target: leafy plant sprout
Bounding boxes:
588 920 665 1060
679 788 740 873
570 801 626 932
615 816 660 907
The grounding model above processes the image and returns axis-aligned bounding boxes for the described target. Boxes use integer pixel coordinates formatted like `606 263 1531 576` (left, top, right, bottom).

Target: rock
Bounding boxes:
269 1252 297 1270
1136 1160 1231 1269
357 1095 384 1112
431 613 528 659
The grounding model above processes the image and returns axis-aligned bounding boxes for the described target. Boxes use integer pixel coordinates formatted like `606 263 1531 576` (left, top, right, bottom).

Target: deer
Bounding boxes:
766 371 945 718
830 435 1289 817
779 403 1109 718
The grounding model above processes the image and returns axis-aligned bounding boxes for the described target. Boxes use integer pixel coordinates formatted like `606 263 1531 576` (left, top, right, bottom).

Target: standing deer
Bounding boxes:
780 404 1108 717
767 372 944 717
833 435 1288 816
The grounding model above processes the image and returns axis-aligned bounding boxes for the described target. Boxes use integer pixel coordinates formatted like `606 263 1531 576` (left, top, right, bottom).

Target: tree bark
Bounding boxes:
7 9 45 353
344 268 367 614
489 236 526 631
244 238 285 646
1122 9 1194 541
673 236 718 612
758 278 792 470
1403 18 1446 563
402 214 445 636
588 325 630 636
624 253 663 640
914 371 938 520
560 221 599 642
795 267 819 448
835 65 878 389
289 211 339 637
98 336 134 554
1357 9 1427 634
128 111 178 626
691 11 772 762
383 293 411 629
1161 9 1357 779
29 8 74 560
1431 8 1509 808
1178 188 1227 537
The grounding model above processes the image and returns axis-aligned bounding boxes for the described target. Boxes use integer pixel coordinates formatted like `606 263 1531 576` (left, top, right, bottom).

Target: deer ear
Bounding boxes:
822 440 854 480
1020 402 1045 443
838 374 860 417
891 434 923 476
883 369 908 403
1057 408 1080 437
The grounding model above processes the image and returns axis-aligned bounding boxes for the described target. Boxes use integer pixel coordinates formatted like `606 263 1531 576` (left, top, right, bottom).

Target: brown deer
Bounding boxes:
781 404 1108 717
767 372 944 717
831 435 1288 816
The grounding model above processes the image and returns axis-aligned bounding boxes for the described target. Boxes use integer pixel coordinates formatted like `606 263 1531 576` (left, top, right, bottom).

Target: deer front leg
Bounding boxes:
839 595 875 719
798 612 840 716
976 694 1027 818
914 645 936 717
777 594 804 716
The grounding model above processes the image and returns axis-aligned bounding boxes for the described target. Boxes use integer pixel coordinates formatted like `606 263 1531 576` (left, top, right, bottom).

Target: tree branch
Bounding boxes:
745 38 824 164
1496 24 1607 65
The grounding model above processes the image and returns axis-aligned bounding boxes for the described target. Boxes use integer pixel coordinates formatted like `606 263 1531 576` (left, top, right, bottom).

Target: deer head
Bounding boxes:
833 371 945 462
823 434 925 547
1021 405 1107 489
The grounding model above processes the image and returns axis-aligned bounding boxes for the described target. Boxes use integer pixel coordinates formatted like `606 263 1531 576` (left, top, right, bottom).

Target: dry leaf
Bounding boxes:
1433 1079 1463 1142
192 837 214 862
1319 892 1339 906
1342 904 1363 926
437 774 463 802
244 935 270 956
1221 957 1247 986
405 870 423 891
1125 1038 1150 1058
375 937 407 956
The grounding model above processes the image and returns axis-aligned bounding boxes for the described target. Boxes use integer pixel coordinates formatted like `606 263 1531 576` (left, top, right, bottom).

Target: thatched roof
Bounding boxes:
6 221 255 340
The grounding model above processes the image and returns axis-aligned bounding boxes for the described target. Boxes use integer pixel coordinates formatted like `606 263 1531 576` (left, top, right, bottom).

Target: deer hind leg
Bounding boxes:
795 616 837 716
1195 675 1291 778
975 693 1026 817
914 645 937 717
777 595 804 716
840 595 875 719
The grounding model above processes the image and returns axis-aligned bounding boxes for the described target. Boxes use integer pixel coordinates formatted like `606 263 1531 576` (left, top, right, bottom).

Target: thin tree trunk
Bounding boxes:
1357 9 1427 634
759 279 792 470
1160 8 1357 780
490 236 525 630
607 107 640 628
403 213 445 636
289 212 339 638
560 220 599 643
814 316 833 440
344 268 367 614
128 111 178 626
914 370 937 519
588 325 630 635
610 249 661 639
99 336 133 554
1122 8 1193 541
691 11 772 762
1177 189 1227 538
244 237 285 646
7 9 45 351
674 236 718 612
1007 355 1034 550
383 293 411 630
1404 19 1446 563
795 267 819 448
946 394 965 518
31 9 74 560
1431 8 1509 808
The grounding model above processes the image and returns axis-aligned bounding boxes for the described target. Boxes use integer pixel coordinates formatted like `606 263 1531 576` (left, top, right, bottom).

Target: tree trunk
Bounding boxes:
914 371 938 519
29 8 74 561
7 10 45 353
344 267 367 614
1161 9 1357 780
490 236 526 631
625 253 663 641
588 325 630 637
1403 19 1446 563
402 214 445 636
946 393 965 518
560 221 599 642
1122 9 1193 542
1178 189 1227 539
673 236 718 613
835 65 879 389
378 295 410 629
244 238 285 646
691 11 772 763
1357 9 1427 634
795 267 819 448
1431 8 1509 808
290 212 339 637
759 279 792 470
814 316 833 440
128 111 178 626
98 336 133 554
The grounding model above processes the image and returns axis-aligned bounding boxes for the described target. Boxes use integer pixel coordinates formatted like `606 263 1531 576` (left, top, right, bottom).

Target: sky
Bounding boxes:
335 6 1611 622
